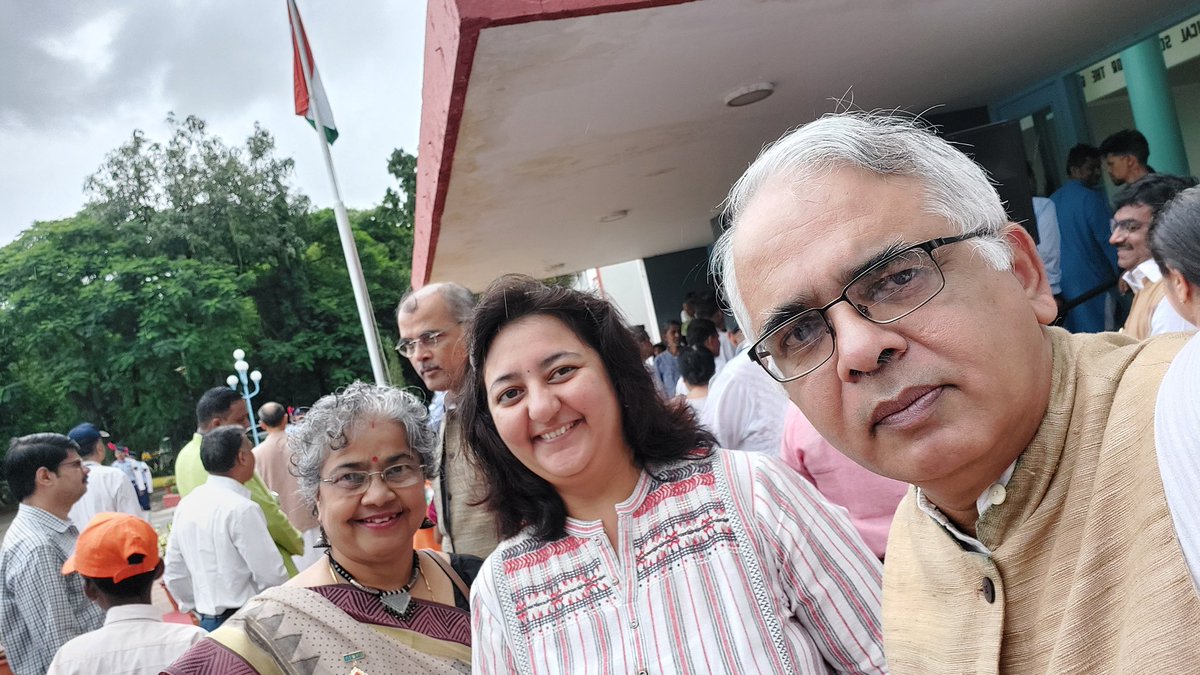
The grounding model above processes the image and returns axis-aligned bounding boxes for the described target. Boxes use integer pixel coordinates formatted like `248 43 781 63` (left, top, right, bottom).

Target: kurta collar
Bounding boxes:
206 474 251 498
105 604 164 625
563 469 653 537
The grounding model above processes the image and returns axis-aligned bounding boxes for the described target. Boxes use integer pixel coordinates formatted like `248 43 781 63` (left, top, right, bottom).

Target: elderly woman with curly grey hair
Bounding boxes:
167 381 480 675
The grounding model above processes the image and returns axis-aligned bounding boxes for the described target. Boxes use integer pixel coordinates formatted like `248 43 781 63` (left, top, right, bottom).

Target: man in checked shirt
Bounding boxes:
0 433 104 675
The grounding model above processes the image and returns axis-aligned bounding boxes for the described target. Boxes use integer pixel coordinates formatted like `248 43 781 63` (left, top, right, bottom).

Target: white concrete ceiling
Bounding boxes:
430 0 1198 289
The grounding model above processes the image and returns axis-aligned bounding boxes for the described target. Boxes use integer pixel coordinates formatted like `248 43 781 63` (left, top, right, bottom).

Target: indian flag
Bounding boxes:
287 0 338 144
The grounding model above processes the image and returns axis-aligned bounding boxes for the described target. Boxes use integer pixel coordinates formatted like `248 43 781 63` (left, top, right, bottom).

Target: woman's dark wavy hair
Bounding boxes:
458 274 715 542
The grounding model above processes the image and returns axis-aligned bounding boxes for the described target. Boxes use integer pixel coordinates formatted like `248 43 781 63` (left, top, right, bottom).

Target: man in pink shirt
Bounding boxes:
253 402 321 569
779 403 907 559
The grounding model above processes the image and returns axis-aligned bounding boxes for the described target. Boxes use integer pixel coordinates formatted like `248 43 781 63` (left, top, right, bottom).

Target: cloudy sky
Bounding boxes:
1 0 426 245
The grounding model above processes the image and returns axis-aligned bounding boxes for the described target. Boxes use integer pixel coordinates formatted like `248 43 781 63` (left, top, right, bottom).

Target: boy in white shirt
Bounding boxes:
49 513 204 674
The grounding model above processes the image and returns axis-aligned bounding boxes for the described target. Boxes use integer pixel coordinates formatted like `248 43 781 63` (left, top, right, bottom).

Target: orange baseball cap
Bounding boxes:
62 512 159 582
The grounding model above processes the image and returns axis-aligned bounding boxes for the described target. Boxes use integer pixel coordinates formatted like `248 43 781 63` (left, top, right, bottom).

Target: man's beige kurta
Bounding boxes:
433 410 500 559
1121 277 1170 340
883 328 1200 673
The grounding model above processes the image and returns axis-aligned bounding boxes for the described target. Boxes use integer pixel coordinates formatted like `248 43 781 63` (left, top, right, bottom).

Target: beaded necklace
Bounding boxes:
327 551 421 621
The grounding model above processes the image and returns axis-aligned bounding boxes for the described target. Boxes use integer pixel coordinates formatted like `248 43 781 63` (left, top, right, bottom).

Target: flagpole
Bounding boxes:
287 0 388 385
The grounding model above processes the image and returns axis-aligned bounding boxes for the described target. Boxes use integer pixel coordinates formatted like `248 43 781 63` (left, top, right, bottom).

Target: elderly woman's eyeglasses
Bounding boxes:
394 330 449 357
320 463 425 494
749 231 987 382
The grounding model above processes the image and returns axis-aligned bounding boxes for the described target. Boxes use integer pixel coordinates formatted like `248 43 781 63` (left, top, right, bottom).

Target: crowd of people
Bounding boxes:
1 111 1199 674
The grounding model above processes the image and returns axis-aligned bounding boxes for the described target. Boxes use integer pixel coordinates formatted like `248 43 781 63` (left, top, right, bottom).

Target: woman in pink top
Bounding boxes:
780 403 909 559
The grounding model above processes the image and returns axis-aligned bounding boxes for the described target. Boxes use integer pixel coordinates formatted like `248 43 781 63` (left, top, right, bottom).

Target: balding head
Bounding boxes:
395 283 475 392
257 402 287 431
396 283 475 326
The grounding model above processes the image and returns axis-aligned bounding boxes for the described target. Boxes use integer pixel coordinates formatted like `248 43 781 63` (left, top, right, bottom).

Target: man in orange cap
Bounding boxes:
47 513 204 675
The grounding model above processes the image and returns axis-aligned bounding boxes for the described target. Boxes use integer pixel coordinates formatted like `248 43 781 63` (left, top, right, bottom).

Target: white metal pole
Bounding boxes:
288 0 388 385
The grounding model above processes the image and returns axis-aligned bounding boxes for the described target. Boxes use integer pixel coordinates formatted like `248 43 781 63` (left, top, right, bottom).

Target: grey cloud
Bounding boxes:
2 0 396 131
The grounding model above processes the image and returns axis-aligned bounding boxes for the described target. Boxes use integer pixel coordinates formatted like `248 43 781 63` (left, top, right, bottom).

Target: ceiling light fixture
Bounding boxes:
724 82 775 107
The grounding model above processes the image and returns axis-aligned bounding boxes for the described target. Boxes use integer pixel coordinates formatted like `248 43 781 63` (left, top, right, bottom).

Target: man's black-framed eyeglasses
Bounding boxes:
749 231 988 383
395 330 450 357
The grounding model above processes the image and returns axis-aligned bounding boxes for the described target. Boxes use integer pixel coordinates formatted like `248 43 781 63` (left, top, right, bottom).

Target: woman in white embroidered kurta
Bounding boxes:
457 275 886 674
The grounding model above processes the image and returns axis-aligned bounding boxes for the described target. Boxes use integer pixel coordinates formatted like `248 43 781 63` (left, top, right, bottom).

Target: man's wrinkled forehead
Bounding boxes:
731 170 928 329
397 290 451 335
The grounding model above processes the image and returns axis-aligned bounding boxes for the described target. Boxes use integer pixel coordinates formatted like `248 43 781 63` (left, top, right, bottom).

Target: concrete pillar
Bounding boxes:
1121 35 1190 175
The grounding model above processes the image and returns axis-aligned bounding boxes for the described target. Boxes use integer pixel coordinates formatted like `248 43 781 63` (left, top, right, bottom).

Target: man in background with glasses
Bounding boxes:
395 283 499 559
714 112 1200 673
1 434 103 675
1109 174 1198 339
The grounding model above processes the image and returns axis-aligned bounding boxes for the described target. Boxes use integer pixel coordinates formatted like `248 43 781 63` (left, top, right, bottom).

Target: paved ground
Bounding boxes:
0 490 183 620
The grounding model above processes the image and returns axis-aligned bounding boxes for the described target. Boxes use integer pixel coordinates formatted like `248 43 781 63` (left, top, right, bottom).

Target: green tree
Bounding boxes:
0 123 423 480
85 113 308 270
254 147 418 401
0 213 256 453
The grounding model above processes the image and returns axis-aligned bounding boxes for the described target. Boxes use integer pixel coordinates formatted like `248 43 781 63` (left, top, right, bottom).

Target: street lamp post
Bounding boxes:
227 348 263 445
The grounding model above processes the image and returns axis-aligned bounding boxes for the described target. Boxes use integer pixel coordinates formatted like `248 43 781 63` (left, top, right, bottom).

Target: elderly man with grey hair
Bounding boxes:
714 112 1200 673
395 282 499 559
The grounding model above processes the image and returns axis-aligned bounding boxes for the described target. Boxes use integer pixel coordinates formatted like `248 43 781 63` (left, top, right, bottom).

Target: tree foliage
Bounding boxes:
0 117 419 473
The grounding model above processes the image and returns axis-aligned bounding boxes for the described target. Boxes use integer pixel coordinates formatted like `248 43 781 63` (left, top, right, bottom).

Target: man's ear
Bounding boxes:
1168 268 1195 305
35 466 54 487
1002 223 1059 326
82 578 101 603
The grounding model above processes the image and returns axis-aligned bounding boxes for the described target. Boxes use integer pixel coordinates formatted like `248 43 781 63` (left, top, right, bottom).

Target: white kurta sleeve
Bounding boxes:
751 456 887 674
471 561 520 674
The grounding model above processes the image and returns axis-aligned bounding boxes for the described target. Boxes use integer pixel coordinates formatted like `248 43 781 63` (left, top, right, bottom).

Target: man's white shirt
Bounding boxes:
718 329 737 364
68 462 147 530
702 350 789 456
1033 196 1063 295
164 475 288 615
133 461 153 493
1124 258 1198 336
46 604 204 675
111 458 147 493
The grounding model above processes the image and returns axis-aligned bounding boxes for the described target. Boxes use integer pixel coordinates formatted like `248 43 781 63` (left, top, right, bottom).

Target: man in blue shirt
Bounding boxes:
1050 144 1119 332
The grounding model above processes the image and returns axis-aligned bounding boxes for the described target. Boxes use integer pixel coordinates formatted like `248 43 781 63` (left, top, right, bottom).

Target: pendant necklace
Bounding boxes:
328 551 421 621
